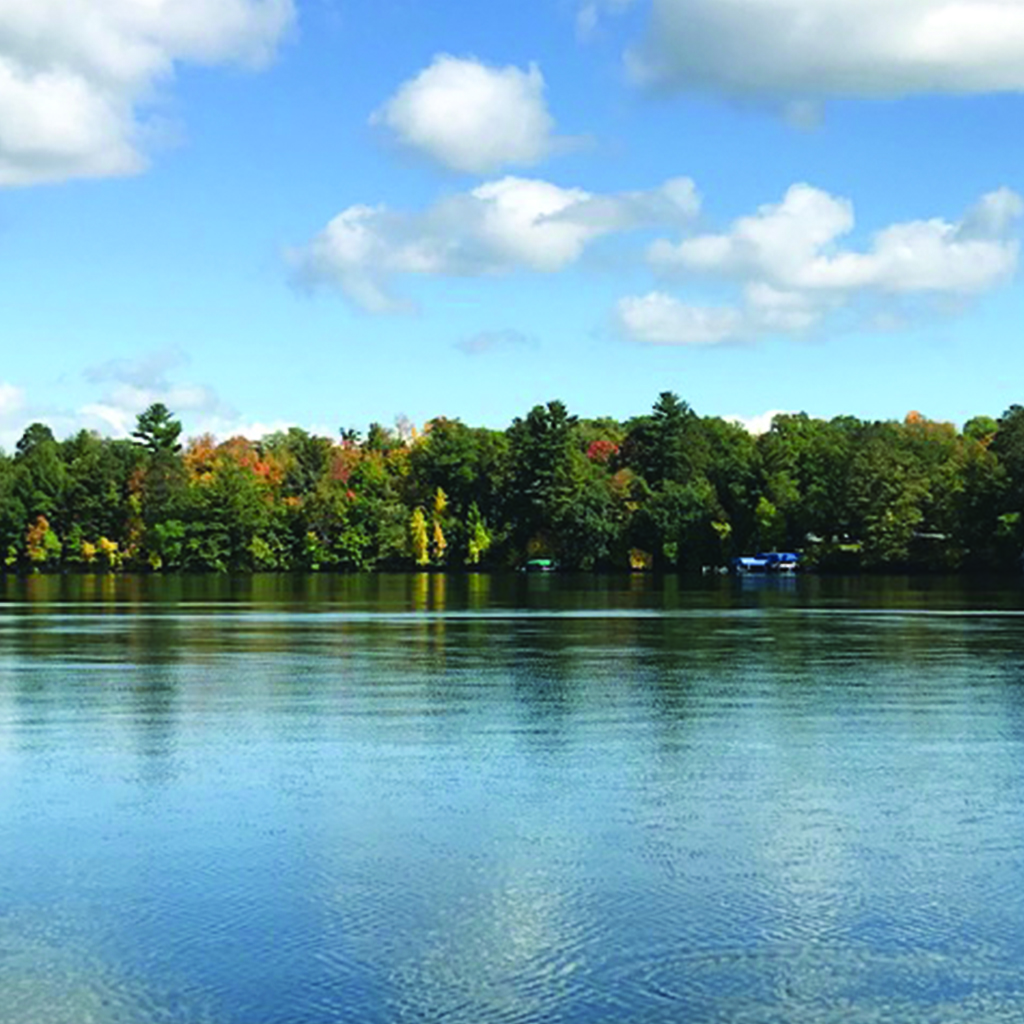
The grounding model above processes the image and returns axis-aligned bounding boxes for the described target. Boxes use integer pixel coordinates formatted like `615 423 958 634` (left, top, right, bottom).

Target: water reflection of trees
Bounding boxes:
6 572 1024 775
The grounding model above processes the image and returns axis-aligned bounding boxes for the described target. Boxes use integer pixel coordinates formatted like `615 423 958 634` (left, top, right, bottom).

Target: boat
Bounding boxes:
521 558 558 573
730 552 800 574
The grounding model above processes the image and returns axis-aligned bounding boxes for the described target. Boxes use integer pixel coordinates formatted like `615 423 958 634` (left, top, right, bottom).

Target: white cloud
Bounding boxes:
0 381 25 417
0 358 318 451
81 349 232 436
373 55 561 174
960 186 1024 237
0 0 294 185
292 174 699 311
628 0 1024 99
743 281 826 332
617 283 833 345
0 382 27 450
468 177 598 270
625 184 1023 343
651 185 857 287
80 384 223 437
77 401 315 445
725 410 795 436
616 292 744 344
663 184 1024 294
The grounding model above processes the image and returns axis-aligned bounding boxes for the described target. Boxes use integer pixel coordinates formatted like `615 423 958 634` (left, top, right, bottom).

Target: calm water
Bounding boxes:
2 573 1024 1023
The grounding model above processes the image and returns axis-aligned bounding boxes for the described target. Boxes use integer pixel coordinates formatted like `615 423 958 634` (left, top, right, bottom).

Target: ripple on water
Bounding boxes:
0 910 220 1024
590 941 1024 1024
5 585 1024 1022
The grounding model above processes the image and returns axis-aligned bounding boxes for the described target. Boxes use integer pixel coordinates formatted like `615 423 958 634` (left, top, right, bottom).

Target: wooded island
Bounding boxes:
3 393 1023 573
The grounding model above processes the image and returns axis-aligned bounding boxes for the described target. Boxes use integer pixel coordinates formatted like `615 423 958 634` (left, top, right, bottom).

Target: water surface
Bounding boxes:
2 573 1024 1023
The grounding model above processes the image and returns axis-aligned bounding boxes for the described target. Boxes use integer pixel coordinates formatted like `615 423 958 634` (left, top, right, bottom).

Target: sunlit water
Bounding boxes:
2 572 1024 1023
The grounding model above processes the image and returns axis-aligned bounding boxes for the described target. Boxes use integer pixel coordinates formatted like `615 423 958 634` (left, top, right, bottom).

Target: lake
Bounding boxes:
2 572 1024 1023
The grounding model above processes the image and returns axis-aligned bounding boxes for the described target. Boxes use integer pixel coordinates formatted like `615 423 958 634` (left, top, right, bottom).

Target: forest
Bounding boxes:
2 393 1024 574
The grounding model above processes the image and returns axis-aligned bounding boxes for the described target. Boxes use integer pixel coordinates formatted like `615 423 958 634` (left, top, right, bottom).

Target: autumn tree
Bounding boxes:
430 487 448 564
409 508 429 566
24 514 61 568
465 503 492 566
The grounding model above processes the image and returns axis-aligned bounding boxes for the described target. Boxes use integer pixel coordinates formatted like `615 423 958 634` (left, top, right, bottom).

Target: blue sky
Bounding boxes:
3 0 1024 447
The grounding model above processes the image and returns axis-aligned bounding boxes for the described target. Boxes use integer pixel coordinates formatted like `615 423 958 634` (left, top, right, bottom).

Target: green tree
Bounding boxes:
955 432 1005 567
263 427 332 498
991 405 1024 512
623 392 705 487
963 415 998 444
620 395 727 569
701 416 760 555
13 422 67 524
62 431 140 548
0 454 26 566
132 403 182 454
845 423 930 566
756 413 858 547
505 401 582 558
755 495 785 551
411 418 509 523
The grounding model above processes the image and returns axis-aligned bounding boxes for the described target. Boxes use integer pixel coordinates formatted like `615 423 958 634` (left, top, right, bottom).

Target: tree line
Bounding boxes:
3 394 1024 574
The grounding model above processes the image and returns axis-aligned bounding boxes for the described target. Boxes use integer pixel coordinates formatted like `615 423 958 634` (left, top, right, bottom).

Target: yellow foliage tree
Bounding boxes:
432 519 447 562
25 515 61 567
409 508 429 566
430 488 448 564
465 503 491 566
98 537 122 570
